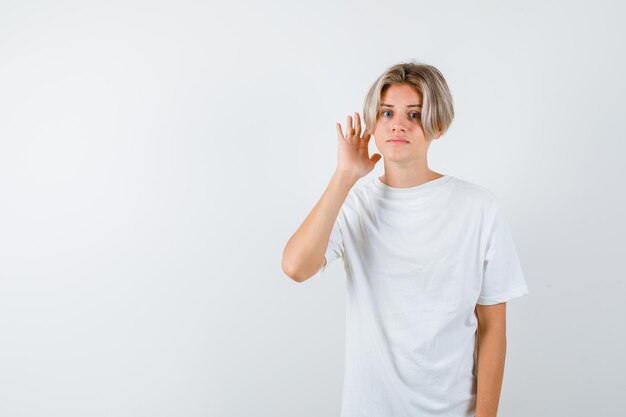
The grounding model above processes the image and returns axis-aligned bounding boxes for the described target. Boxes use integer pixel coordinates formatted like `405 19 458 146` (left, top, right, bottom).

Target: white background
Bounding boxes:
0 1 624 416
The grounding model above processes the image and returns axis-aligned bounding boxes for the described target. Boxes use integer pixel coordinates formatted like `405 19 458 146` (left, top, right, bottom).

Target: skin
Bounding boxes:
475 302 507 417
371 83 445 188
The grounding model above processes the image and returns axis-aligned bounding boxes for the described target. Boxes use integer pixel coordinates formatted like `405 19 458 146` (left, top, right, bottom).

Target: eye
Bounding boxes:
380 110 421 120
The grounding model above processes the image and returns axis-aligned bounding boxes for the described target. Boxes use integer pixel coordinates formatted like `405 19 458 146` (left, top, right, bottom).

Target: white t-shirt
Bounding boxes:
313 174 529 417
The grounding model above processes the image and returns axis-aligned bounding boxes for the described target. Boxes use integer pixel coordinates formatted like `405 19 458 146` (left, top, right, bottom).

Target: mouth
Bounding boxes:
387 137 409 143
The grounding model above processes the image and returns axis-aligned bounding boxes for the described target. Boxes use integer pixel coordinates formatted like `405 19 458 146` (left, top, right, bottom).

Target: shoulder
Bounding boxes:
449 176 500 211
345 177 376 203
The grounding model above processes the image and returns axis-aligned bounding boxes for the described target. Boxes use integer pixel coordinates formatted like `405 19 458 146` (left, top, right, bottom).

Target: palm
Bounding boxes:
336 113 382 179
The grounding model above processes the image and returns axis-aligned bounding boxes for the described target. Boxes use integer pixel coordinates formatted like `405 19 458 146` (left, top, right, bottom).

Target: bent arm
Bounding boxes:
281 170 356 282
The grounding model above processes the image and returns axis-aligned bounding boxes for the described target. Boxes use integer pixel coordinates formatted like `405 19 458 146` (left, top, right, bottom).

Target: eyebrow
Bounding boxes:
380 103 422 108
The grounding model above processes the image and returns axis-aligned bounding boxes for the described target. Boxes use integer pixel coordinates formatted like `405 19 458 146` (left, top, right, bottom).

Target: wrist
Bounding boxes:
332 170 360 187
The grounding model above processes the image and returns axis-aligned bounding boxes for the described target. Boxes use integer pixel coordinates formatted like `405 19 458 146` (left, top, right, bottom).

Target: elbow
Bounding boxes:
281 257 304 283
282 244 324 283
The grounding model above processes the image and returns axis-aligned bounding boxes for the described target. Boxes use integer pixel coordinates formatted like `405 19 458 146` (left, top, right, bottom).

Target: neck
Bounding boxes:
379 166 443 188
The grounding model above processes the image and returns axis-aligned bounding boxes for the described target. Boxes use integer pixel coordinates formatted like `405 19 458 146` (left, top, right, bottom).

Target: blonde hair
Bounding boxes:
363 61 455 141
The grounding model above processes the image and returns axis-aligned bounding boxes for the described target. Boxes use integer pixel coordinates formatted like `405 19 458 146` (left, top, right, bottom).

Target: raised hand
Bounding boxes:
335 112 382 181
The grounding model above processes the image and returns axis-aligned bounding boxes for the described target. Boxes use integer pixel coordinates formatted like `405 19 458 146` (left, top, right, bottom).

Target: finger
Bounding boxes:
346 115 353 139
336 122 344 140
360 131 371 147
355 112 362 138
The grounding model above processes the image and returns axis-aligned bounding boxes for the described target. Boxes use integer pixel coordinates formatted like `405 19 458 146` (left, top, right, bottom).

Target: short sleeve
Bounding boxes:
477 203 529 305
310 217 344 279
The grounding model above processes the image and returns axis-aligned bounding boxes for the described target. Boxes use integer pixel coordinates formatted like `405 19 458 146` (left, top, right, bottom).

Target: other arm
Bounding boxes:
475 302 507 417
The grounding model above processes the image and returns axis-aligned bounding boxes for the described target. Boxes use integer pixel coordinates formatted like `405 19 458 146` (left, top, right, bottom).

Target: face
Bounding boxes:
372 83 436 164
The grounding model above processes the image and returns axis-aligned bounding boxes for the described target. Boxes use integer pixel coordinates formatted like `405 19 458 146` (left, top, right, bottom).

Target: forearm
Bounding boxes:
475 327 506 417
281 170 357 282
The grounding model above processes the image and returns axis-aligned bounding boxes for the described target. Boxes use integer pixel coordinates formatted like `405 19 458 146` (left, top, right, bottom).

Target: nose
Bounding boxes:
392 119 407 133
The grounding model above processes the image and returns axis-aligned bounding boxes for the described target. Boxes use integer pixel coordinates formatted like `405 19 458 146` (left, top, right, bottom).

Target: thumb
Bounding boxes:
370 153 382 163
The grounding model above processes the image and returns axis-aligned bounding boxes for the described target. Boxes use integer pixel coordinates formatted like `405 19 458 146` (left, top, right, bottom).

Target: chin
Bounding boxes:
382 155 419 163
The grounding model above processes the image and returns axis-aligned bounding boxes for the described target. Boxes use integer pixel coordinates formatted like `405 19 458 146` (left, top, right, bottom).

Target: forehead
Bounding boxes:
380 83 422 105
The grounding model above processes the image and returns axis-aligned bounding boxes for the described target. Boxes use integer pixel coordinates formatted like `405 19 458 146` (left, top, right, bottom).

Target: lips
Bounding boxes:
387 138 409 143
